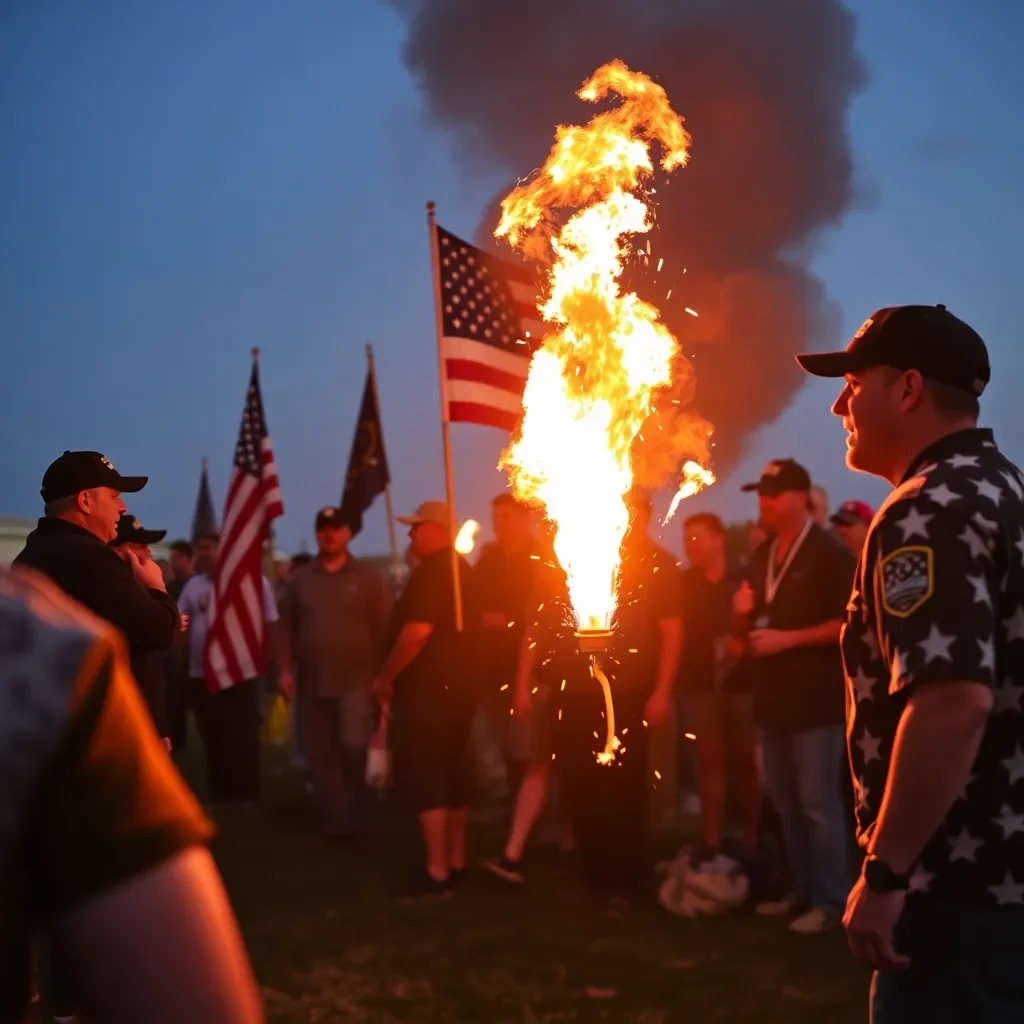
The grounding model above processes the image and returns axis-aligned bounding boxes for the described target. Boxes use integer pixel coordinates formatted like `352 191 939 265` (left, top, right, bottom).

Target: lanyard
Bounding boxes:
765 519 812 606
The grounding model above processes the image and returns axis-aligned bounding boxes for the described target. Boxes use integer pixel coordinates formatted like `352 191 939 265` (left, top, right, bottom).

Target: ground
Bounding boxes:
206 747 869 1023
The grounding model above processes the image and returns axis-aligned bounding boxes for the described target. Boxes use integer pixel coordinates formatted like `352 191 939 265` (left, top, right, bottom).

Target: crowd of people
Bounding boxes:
4 303 1024 1023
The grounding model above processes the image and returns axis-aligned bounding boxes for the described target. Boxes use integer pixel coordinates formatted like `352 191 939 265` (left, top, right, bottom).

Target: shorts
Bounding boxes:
390 693 475 813
679 689 756 748
508 684 555 765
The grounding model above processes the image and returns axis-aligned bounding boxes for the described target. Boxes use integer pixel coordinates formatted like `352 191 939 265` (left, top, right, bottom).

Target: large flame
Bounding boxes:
497 60 713 634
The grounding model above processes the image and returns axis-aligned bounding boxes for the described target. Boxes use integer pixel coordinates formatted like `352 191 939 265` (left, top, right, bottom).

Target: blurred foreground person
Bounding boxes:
800 305 1024 1022
373 502 480 898
0 567 262 1023
279 507 391 839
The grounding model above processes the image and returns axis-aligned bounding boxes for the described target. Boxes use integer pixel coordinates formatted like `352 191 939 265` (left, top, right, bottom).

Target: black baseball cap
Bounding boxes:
112 513 167 546
741 459 812 497
41 450 148 503
314 506 347 530
796 304 990 397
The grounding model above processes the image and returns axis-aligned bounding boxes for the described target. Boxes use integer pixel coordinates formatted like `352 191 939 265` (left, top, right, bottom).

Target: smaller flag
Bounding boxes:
204 356 284 692
191 457 218 543
341 365 391 536
435 223 544 431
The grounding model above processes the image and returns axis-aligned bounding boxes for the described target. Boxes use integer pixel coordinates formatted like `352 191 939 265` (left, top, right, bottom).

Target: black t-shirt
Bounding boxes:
474 541 540 686
844 428 1024 905
746 523 855 732
678 564 747 694
387 547 479 700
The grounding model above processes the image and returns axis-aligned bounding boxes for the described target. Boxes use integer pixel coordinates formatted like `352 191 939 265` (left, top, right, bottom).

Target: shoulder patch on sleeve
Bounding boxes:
879 545 934 618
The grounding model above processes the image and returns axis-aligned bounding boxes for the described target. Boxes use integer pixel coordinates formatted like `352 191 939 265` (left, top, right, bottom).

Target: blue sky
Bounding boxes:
1 0 1021 555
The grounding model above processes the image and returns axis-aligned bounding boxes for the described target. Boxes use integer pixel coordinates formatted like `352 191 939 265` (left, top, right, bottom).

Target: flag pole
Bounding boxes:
365 343 401 577
426 201 464 632
252 347 277 578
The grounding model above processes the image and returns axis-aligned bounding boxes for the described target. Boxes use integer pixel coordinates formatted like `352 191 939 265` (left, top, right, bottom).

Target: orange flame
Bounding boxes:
454 519 480 555
496 60 713 635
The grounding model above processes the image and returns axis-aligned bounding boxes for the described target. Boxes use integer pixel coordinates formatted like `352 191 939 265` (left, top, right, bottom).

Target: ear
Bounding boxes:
76 489 91 514
898 369 928 412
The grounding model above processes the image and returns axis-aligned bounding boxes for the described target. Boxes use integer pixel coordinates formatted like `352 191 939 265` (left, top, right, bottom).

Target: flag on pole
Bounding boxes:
204 353 284 691
191 457 218 543
434 223 543 431
341 361 391 537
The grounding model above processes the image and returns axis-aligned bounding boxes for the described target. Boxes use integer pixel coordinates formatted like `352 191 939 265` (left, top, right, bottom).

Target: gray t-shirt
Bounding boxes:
282 557 391 697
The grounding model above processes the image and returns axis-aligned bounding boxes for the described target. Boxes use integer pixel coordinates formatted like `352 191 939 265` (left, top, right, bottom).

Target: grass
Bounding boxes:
198 744 869 1023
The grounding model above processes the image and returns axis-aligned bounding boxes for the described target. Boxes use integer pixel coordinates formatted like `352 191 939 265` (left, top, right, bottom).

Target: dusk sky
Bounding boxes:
2 1 1021 556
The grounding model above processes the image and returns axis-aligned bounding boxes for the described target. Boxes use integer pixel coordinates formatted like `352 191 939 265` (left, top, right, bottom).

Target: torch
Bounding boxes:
574 628 620 763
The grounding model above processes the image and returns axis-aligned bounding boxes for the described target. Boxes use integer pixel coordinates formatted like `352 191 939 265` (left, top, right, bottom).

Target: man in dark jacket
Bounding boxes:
14 451 180 713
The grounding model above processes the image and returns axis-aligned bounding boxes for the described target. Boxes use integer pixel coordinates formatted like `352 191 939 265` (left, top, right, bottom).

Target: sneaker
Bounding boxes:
481 854 525 884
789 907 840 935
392 871 453 901
755 898 796 917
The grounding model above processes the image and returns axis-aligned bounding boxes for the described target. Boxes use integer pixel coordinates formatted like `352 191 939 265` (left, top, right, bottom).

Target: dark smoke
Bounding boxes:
389 0 866 474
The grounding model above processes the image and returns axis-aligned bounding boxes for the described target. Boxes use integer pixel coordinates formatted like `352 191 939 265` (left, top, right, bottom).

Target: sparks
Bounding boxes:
665 460 716 523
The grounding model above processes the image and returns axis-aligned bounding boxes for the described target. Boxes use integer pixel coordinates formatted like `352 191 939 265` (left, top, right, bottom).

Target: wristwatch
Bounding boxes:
863 855 911 893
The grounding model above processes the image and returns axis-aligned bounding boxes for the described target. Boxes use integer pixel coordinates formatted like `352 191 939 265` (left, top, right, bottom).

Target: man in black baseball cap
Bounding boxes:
740 459 813 498
112 512 168 550
796 304 990 484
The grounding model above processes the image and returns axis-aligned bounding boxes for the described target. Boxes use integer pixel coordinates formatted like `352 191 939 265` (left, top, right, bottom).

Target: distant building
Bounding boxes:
0 517 172 567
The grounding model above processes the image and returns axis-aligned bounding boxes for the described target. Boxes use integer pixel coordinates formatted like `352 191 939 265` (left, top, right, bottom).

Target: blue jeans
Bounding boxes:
872 900 1024 1023
761 725 849 912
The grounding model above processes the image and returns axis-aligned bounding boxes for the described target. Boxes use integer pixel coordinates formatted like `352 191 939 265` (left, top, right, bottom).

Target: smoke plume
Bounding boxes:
389 0 866 474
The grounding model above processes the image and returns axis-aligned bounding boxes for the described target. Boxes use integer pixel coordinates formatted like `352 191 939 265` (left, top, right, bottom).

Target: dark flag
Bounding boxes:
341 364 391 537
191 457 218 543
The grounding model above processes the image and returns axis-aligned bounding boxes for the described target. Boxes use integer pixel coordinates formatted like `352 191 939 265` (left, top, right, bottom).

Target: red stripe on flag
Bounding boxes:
445 357 526 394
449 401 520 431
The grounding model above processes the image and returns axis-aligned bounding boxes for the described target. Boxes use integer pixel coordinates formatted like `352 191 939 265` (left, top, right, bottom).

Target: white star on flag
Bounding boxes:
995 680 1024 714
908 867 933 894
925 483 960 508
850 666 876 703
996 805 1024 838
857 728 881 764
948 826 983 863
960 525 991 562
989 873 1024 905
1001 746 1024 785
968 574 992 606
973 478 1004 506
948 454 980 470
1005 606 1024 643
861 628 880 662
918 625 955 664
891 648 909 686
894 506 934 542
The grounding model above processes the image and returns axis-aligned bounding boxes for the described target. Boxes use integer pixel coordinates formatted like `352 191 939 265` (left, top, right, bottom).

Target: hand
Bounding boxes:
163 737 173 753
127 550 167 592
513 686 532 718
748 628 793 657
644 688 672 728
371 677 393 705
278 668 295 700
843 875 910 972
723 636 747 661
179 612 189 632
733 581 755 616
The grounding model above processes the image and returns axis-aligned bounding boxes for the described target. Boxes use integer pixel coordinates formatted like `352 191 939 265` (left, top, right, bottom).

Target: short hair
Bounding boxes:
926 379 980 420
492 493 525 511
44 494 78 518
684 512 725 537
170 539 194 557
195 532 220 546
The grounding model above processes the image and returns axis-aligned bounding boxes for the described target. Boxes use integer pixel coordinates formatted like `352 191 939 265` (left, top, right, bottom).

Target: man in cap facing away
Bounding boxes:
830 499 875 560
110 512 173 747
373 501 480 898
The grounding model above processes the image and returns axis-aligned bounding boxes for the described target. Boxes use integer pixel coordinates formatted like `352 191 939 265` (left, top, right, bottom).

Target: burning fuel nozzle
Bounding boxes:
575 628 614 654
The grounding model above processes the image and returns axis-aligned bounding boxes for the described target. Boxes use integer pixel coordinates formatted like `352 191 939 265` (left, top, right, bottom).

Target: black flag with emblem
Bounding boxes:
341 366 390 537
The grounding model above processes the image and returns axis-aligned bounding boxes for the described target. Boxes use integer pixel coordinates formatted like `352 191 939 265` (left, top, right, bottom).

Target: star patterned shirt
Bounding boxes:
843 428 1024 905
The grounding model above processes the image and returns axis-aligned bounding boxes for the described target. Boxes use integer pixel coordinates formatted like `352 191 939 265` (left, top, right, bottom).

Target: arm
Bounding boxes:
786 619 844 648
869 681 992 874
653 617 683 696
54 848 263 1024
512 633 538 714
378 622 433 690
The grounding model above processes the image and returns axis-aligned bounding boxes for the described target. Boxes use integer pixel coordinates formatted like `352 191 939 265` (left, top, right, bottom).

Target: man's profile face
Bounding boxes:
835 521 869 559
82 487 126 543
122 540 151 563
832 366 903 475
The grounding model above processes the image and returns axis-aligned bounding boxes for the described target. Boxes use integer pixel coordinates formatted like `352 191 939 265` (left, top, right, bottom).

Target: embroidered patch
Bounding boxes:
879 546 933 618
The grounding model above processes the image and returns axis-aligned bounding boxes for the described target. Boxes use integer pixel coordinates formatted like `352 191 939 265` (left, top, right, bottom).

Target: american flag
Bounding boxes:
436 223 544 431
204 359 284 691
